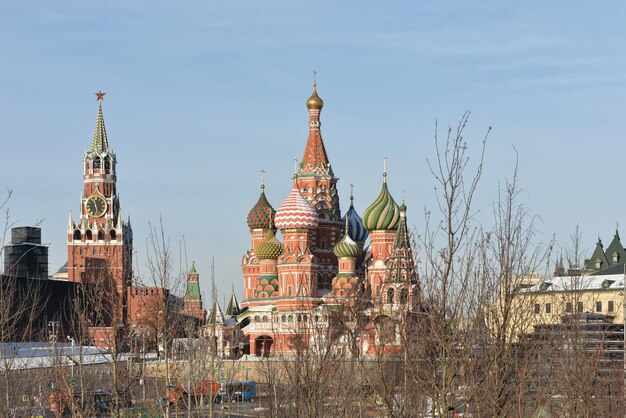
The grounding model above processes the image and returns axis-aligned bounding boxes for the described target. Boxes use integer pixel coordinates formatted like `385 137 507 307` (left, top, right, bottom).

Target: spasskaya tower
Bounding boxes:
67 91 133 293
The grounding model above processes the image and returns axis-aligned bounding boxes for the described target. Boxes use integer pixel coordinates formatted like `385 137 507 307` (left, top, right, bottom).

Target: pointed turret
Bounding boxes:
384 202 417 285
225 289 241 317
207 302 226 325
584 238 609 271
605 228 626 266
300 79 332 176
91 91 109 153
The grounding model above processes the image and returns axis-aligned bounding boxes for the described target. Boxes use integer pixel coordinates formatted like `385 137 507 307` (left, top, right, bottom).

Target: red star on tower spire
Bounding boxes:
95 90 106 102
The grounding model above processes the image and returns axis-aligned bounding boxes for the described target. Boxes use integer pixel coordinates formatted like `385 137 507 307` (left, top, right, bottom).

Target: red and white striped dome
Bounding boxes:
275 182 319 230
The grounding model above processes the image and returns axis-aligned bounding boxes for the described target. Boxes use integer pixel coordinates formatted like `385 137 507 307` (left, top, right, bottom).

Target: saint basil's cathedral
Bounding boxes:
235 82 421 357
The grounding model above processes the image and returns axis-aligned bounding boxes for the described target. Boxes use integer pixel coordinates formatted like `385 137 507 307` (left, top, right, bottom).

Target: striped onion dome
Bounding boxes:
256 229 284 260
274 181 319 230
341 196 369 242
247 188 275 230
363 180 400 231
333 222 360 259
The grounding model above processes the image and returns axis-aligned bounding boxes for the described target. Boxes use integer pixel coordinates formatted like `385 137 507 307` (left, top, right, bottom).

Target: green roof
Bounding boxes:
91 102 109 153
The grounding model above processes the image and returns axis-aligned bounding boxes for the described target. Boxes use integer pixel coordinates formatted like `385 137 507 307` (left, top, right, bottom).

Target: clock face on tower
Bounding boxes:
85 195 108 217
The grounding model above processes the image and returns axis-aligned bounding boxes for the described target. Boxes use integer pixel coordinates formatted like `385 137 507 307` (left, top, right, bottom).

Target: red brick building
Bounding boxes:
66 92 205 347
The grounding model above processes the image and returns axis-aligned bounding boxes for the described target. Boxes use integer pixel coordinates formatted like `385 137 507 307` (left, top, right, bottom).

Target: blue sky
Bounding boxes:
2 1 626 305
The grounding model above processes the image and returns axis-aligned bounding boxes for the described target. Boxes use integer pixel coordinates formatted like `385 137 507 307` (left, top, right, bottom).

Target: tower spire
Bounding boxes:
91 90 109 153
301 77 331 176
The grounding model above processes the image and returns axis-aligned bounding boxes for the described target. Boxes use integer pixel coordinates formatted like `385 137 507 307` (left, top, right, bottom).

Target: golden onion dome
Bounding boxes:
306 84 324 110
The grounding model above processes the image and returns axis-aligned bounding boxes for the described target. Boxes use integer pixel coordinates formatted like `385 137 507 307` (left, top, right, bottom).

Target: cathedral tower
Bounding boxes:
242 177 276 300
363 162 400 303
297 81 342 293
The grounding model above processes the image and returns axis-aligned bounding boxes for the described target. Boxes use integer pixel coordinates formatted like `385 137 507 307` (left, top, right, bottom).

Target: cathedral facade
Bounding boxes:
239 83 420 357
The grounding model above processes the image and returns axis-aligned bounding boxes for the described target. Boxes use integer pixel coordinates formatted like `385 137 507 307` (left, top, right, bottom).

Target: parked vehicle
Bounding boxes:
215 381 256 402
166 380 218 405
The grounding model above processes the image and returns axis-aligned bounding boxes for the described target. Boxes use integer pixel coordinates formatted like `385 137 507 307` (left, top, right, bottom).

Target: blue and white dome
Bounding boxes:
341 195 368 243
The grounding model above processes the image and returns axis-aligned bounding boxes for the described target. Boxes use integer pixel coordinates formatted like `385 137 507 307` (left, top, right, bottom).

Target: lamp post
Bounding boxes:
66 336 75 379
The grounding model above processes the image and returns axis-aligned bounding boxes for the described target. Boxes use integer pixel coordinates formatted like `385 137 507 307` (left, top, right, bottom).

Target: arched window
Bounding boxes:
281 315 286 322
86 230 93 241
254 315 260 322
93 157 101 169
288 315 293 322
104 157 111 173
262 315 268 322
110 230 117 240
400 288 408 304
97 230 105 241
73 230 81 240
387 287 395 304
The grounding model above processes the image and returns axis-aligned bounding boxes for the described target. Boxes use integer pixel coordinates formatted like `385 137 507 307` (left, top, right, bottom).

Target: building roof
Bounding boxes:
363 175 400 231
520 273 625 293
340 193 368 243
274 181 319 230
91 101 109 153
247 186 275 230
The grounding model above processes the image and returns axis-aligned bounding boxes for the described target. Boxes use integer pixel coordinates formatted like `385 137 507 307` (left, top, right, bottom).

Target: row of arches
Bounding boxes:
386 286 410 305
72 228 117 242
85 155 114 174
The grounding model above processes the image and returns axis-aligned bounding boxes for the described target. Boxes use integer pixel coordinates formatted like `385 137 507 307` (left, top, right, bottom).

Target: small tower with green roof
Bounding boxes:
183 261 206 321
331 218 361 298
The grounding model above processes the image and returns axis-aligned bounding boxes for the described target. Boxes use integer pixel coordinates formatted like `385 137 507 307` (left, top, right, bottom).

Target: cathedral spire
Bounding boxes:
300 77 331 176
91 90 109 153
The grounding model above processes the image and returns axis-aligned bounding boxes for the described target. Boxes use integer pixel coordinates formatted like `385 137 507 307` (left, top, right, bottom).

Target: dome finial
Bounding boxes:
260 169 266 192
383 156 388 183
350 183 354 205
306 72 324 110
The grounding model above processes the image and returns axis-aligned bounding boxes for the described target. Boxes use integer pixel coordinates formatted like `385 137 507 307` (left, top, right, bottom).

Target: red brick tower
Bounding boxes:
363 161 400 304
183 261 206 321
381 202 420 311
297 81 342 294
275 179 320 307
67 92 133 296
242 176 276 301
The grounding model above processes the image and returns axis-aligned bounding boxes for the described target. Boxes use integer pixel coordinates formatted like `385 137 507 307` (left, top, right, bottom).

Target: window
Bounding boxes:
288 315 293 322
534 304 540 314
577 301 584 313
254 315 260 322
545 303 552 314
400 288 409 304
608 301 614 312
596 301 602 312
613 253 620 263
262 315 268 322
281 315 286 322
387 288 395 304
565 302 573 313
